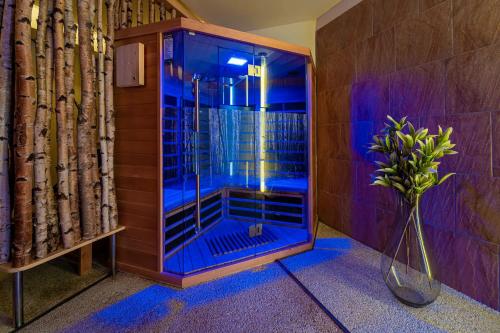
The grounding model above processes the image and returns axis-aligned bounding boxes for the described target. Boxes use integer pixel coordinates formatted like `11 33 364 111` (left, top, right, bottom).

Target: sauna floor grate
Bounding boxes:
206 229 278 257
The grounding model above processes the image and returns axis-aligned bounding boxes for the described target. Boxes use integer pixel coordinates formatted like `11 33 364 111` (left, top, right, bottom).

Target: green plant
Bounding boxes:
369 115 457 206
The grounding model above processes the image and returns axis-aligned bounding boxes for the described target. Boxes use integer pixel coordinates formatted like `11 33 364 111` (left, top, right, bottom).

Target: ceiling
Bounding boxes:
182 0 342 31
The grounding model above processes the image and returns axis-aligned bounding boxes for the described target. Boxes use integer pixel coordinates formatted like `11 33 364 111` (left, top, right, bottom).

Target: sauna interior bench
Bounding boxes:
0 225 125 329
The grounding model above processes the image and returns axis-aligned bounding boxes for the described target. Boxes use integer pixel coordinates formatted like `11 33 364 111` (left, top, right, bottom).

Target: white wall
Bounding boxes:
248 20 317 61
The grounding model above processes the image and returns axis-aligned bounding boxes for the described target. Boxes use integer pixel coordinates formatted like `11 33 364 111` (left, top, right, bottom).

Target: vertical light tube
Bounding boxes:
229 78 234 106
245 75 249 107
259 55 267 192
246 161 249 187
193 75 201 231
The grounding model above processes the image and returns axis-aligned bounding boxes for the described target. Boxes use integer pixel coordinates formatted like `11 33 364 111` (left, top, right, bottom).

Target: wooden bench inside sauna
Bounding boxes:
114 18 316 287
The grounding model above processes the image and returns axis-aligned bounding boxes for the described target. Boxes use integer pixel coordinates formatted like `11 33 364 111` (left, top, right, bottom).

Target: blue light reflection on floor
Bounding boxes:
65 237 351 332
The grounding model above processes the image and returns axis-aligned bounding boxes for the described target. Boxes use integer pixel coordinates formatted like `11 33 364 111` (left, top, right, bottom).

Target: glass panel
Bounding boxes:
162 30 311 276
253 46 310 254
162 31 186 274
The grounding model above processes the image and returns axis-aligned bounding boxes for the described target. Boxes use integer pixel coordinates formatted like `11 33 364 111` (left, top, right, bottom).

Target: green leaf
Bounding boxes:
372 180 390 187
387 115 399 127
392 182 406 194
408 122 415 137
437 173 455 185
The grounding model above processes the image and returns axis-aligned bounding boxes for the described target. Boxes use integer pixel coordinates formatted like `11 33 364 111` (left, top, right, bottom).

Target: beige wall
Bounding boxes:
248 20 316 61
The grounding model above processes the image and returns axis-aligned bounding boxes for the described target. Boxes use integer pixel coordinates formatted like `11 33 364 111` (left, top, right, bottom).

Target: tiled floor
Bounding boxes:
19 265 340 333
280 223 500 332
5 223 500 333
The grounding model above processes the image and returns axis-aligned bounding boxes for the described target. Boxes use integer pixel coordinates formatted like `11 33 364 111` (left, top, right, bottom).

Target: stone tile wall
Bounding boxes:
316 0 500 309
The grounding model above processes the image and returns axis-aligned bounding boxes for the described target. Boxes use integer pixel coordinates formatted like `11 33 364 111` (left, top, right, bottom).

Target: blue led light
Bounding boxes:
227 57 248 66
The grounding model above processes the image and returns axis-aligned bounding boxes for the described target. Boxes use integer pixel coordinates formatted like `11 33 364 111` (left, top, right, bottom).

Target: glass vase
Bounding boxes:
380 196 441 307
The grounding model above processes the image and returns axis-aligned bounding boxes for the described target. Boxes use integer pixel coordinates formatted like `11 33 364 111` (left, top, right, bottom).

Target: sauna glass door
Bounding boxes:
162 31 260 275
162 30 311 276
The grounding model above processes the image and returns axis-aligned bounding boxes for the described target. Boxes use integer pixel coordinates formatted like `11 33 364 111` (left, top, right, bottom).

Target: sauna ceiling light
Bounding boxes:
227 57 248 66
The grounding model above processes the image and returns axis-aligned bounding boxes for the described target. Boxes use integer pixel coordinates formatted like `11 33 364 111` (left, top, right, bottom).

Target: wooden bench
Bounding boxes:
0 226 125 329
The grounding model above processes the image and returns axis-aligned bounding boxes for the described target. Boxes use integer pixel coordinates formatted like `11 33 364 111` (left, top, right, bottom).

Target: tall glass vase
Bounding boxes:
381 196 441 307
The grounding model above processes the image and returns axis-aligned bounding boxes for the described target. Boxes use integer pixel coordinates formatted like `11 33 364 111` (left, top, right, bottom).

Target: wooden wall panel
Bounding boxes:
115 32 161 274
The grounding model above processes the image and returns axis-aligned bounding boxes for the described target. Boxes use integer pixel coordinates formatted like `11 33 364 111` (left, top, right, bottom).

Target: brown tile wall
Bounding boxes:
316 0 500 310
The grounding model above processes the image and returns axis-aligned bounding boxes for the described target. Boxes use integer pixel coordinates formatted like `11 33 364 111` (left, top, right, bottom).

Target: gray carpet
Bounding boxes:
20 265 340 333
4 222 499 332
280 223 500 333
0 259 108 333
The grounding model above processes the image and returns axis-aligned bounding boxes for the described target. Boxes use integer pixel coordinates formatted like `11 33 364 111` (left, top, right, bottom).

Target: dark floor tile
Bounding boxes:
356 28 396 81
373 0 419 33
456 175 500 244
316 1 373 53
494 113 500 177
446 113 491 175
390 60 446 118
352 76 391 121
424 225 459 289
319 191 343 230
453 0 500 54
419 0 447 11
327 46 357 89
446 43 500 114
454 235 500 309
395 1 452 69
421 175 455 231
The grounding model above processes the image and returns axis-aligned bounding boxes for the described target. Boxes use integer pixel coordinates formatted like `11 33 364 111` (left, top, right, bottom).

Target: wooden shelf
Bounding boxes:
0 226 125 274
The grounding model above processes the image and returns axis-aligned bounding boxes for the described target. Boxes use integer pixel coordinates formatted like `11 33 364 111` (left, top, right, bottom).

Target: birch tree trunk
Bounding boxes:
90 0 101 235
54 0 74 248
98 0 110 233
149 0 154 23
13 0 35 267
78 0 97 239
159 1 166 21
45 1 60 252
64 0 80 242
105 0 118 230
120 0 126 29
0 0 15 263
0 0 4 29
113 0 119 30
137 0 143 26
126 0 132 27
34 0 50 258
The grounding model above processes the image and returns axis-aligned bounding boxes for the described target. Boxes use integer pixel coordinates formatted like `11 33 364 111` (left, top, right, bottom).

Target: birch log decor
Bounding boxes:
34 0 50 258
90 0 102 236
105 0 118 230
78 0 97 240
54 0 75 248
45 0 60 252
64 0 81 242
13 0 35 267
149 0 154 23
98 0 110 233
0 0 120 267
126 0 132 27
160 1 166 21
0 0 15 263
120 0 126 29
0 0 4 28
137 0 143 25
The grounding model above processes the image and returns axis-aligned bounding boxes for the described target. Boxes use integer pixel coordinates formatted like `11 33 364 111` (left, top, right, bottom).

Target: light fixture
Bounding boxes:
227 57 248 66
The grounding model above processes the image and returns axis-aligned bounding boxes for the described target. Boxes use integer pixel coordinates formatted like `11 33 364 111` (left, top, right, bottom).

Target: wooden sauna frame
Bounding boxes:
114 17 317 288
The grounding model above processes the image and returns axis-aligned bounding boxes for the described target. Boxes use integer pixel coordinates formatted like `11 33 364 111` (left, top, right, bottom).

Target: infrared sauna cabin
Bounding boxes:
114 18 316 287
